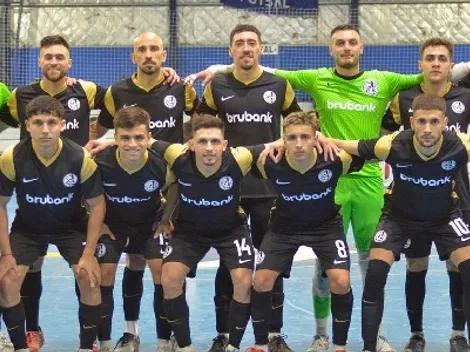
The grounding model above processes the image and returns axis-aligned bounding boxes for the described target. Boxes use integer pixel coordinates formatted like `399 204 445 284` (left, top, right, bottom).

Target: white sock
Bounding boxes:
226 344 239 352
125 320 139 336
268 332 280 339
358 250 369 285
451 330 465 338
222 333 229 339
316 318 328 336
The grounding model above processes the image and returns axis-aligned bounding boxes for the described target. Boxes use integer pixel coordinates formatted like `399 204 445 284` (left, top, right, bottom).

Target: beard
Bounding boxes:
42 68 67 82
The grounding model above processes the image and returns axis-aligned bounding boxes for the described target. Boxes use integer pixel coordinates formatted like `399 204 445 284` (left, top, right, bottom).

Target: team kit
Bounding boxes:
0 20 469 352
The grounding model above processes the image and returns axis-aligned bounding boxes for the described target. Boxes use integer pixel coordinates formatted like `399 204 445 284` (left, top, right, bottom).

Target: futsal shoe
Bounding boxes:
449 335 470 352
306 335 329 352
403 334 425 352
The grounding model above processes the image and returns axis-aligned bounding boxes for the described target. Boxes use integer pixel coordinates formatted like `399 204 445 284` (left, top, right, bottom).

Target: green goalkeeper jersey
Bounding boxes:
275 68 423 177
0 82 9 110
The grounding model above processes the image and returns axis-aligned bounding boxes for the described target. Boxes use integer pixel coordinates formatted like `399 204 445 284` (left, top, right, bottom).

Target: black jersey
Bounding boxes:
358 130 470 221
98 74 198 143
257 150 364 233
197 70 301 198
0 138 103 234
0 80 106 147
95 145 167 234
152 141 264 236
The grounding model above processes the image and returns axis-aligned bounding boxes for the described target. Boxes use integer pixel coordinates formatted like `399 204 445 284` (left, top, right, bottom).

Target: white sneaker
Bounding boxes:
0 332 13 352
99 340 114 352
307 335 330 352
376 336 396 352
175 344 195 352
157 340 171 352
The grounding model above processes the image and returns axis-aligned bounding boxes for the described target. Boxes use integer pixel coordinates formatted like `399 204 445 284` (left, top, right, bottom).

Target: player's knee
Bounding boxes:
0 272 21 303
28 256 45 272
407 257 429 272
458 259 470 285
253 270 277 292
363 259 390 302
99 264 117 286
148 259 163 284
76 275 101 304
231 269 252 295
328 270 350 295
161 269 185 298
126 254 146 270
446 259 459 272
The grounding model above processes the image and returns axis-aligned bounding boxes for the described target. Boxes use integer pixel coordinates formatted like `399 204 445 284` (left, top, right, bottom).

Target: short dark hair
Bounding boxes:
229 24 262 45
40 35 70 50
412 93 446 113
190 114 225 137
330 24 360 37
420 37 454 59
114 106 150 132
283 111 318 134
26 95 65 120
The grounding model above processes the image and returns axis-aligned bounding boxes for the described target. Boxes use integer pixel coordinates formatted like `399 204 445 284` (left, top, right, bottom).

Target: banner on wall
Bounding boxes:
221 0 318 11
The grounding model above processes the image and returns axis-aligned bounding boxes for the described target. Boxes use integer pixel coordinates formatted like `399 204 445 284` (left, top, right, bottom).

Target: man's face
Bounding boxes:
229 31 263 71
329 30 363 69
283 124 317 162
411 109 447 148
115 124 151 161
38 45 71 82
132 34 167 75
26 114 64 148
189 128 227 167
419 45 453 84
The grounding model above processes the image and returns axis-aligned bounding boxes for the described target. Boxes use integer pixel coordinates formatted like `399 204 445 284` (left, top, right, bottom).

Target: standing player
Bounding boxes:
382 38 470 352
94 31 198 352
196 24 301 352
330 93 470 352
0 34 106 352
93 107 168 352
0 95 105 352
248 111 363 352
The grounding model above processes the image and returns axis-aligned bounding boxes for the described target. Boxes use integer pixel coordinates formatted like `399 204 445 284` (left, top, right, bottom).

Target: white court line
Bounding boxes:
284 298 314 316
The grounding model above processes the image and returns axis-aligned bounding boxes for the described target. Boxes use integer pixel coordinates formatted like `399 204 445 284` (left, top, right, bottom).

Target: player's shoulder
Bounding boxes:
62 138 86 156
16 82 39 96
447 84 470 100
94 145 117 164
397 85 421 100
111 76 134 91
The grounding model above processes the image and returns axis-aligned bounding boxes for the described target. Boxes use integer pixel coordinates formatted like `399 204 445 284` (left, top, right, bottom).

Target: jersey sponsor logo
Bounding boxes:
263 91 277 104
318 169 332 183
441 160 456 171
219 176 233 190
362 80 379 95
149 117 176 129
144 180 159 192
105 193 152 203
67 98 81 111
399 173 452 187
327 100 376 112
22 177 39 183
446 123 462 132
62 118 80 130
281 187 332 202
26 192 74 205
226 111 273 123
452 101 466 114
276 179 291 185
164 95 177 109
374 230 387 243
63 173 78 187
221 95 235 102
180 193 234 207
178 179 192 187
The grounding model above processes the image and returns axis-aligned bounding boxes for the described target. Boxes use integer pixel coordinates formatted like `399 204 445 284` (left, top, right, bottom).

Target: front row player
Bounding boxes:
330 93 470 352
248 112 363 352
0 95 105 352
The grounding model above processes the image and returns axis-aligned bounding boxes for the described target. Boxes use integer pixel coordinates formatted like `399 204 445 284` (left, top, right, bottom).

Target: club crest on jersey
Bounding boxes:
374 230 387 243
144 180 159 192
256 250 265 265
63 173 78 187
67 98 81 111
452 101 466 114
219 176 233 191
441 160 456 171
164 95 177 109
263 91 276 104
162 245 173 259
318 169 332 183
362 80 378 96
96 243 106 258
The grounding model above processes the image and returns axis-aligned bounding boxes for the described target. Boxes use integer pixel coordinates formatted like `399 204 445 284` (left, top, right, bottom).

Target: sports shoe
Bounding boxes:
156 340 171 352
175 345 195 352
306 335 329 352
169 335 177 352
0 332 13 352
450 335 470 352
208 335 228 352
100 340 114 352
403 334 425 352
114 333 140 352
268 335 294 352
26 328 45 352
376 336 396 352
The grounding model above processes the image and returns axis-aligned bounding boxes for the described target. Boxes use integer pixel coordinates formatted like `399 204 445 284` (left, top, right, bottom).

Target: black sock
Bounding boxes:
251 289 271 346
228 299 250 348
270 276 284 333
98 286 114 342
458 259 470 341
3 303 27 349
164 294 191 348
362 260 390 352
331 289 353 346
405 270 427 333
448 270 465 331
214 263 233 334
21 271 42 332
79 302 101 349
155 284 172 340
122 268 144 321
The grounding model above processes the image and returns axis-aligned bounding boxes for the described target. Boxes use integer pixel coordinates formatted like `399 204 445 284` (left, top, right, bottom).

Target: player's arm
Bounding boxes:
0 89 20 128
195 83 218 115
381 94 402 133
155 169 178 237
328 132 397 161
184 84 199 117
384 72 423 97
281 81 302 117
338 150 365 174
82 81 109 140
451 62 470 82
96 87 116 130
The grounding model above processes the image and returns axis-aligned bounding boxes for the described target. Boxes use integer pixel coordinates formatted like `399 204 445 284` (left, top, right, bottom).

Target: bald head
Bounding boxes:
133 32 163 51
132 32 166 76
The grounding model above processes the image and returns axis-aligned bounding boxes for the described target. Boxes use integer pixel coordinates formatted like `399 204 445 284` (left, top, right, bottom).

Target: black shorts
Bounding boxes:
11 231 85 267
256 215 350 278
163 223 254 272
374 208 470 261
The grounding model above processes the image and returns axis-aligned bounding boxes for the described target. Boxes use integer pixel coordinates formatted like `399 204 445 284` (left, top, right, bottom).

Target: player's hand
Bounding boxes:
184 69 214 87
77 254 101 288
65 77 78 86
85 139 115 156
154 222 173 239
258 139 285 165
162 67 181 86
0 254 19 279
316 132 340 161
